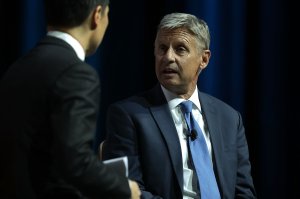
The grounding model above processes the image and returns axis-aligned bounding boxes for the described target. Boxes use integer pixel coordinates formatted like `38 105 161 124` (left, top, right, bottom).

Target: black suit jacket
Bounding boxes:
103 84 256 199
0 36 130 199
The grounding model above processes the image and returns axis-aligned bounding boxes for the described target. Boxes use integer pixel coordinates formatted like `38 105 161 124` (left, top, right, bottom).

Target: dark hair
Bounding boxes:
44 0 109 28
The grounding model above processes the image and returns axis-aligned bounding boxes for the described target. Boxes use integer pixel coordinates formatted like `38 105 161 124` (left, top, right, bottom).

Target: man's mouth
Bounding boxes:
163 68 177 74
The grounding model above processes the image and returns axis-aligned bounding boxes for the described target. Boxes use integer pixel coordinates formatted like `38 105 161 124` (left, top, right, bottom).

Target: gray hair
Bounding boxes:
157 13 210 50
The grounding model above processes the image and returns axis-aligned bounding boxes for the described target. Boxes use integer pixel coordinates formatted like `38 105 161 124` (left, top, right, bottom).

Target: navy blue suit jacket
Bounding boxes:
103 84 256 199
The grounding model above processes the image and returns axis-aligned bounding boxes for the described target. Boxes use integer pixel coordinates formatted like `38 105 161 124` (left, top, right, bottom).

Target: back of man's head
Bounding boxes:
44 0 109 28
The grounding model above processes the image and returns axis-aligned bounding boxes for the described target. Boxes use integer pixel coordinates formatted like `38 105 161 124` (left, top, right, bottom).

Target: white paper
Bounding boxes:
103 156 128 177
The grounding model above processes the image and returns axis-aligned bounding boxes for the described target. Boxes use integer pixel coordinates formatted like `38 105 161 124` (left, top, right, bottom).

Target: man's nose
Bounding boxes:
163 48 175 62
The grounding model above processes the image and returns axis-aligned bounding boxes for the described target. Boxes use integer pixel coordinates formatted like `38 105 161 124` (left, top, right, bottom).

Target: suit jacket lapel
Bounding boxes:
198 91 225 197
147 85 184 193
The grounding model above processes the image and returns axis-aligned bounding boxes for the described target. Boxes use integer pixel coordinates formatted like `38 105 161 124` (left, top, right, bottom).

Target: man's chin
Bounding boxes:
163 83 193 95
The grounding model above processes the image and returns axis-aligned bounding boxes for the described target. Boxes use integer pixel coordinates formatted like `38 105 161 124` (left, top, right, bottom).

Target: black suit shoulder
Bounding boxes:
5 36 92 80
25 36 94 85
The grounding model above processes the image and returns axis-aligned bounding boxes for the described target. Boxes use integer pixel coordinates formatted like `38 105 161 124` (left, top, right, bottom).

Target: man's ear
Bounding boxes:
91 5 102 30
200 50 211 70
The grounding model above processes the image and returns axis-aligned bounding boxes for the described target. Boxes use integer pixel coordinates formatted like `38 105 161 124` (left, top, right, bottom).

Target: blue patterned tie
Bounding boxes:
180 100 221 199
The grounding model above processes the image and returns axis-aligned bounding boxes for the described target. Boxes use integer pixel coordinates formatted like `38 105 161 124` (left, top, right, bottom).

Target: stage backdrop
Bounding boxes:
0 0 297 198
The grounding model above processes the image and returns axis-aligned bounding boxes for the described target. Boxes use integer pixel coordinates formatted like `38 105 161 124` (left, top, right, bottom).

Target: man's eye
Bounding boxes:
159 45 167 52
176 47 186 53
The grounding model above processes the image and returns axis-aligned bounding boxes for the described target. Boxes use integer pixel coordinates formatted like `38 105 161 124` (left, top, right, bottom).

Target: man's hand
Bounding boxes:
128 180 141 199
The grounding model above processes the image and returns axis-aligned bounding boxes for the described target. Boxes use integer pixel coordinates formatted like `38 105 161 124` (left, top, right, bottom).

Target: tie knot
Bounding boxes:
180 100 193 114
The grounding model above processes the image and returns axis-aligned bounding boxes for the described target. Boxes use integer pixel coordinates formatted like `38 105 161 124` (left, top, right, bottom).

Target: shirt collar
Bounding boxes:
47 31 85 61
161 85 202 112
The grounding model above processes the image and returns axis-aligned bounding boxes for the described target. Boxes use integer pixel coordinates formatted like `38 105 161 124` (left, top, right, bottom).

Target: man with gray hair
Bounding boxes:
103 13 256 199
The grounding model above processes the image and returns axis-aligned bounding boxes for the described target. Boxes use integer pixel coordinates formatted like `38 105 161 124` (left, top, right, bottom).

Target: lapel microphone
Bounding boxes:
190 129 198 141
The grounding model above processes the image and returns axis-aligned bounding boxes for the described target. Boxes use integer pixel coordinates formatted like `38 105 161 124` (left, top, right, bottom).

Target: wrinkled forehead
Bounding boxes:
157 27 194 36
155 28 197 45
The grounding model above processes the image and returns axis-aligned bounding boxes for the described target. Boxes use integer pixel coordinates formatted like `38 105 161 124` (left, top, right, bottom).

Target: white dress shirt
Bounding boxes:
161 85 213 199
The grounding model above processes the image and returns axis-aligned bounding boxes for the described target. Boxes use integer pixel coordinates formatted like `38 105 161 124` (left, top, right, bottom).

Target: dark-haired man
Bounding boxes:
0 0 140 198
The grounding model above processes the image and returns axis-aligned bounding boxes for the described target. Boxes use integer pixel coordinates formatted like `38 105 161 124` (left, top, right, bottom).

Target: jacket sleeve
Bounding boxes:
50 63 130 199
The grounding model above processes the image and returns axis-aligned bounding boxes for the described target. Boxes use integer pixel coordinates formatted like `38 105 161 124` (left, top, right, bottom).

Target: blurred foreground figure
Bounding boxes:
0 0 140 198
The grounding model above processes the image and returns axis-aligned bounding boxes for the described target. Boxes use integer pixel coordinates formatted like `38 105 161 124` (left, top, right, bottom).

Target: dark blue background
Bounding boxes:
0 0 298 198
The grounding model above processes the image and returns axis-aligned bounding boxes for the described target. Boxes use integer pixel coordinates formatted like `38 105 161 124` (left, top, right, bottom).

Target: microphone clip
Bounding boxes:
189 129 198 141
